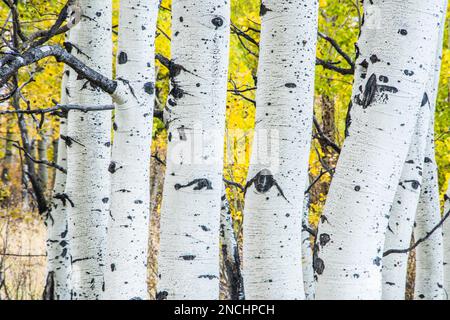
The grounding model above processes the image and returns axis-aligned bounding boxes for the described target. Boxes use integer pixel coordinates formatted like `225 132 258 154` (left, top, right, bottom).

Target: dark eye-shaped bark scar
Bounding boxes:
174 179 213 191
244 169 289 202
354 73 398 108
399 179 421 190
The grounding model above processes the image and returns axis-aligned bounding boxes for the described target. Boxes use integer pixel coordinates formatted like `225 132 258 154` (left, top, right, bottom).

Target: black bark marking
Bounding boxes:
177 126 187 141
245 169 288 202
175 179 213 191
398 29 408 36
345 101 352 137
319 233 331 247
354 73 398 109
108 162 123 174
143 82 154 95
110 263 116 272
156 291 168 300
198 275 218 280
54 193 74 207
118 51 128 65
260 3 272 16
313 244 325 275
285 83 297 88
42 271 55 300
379 75 389 83
421 92 429 107
180 255 196 261
211 17 224 28
370 54 380 64
373 256 381 266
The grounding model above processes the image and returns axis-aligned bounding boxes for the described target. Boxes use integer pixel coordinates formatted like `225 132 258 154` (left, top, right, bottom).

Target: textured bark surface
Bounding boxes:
157 0 230 300
45 61 71 300
413 6 446 299
444 181 450 298
381 108 430 300
315 0 446 300
242 0 318 300
220 185 244 300
64 1 113 299
103 0 159 300
302 193 315 300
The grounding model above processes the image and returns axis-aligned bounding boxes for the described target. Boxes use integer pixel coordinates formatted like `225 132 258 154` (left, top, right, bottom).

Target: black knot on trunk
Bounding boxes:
211 17 224 28
118 51 128 65
143 82 154 95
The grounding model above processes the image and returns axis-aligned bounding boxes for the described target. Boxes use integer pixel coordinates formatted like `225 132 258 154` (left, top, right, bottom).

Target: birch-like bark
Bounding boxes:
103 0 159 300
64 1 113 299
302 192 315 300
157 0 230 300
383 5 447 299
242 0 318 300
45 61 72 300
414 7 446 299
381 108 430 300
414 136 444 300
314 0 446 300
220 185 244 300
444 181 450 298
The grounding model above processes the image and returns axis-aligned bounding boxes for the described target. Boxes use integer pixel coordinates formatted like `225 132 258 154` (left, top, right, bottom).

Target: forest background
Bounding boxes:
0 0 448 300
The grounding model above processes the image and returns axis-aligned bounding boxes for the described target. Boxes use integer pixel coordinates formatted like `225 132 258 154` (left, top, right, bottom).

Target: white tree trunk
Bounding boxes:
64 1 113 299
157 0 230 300
103 0 159 300
413 6 446 299
314 0 446 299
45 60 72 300
302 192 315 300
381 108 430 300
444 181 450 299
413 138 444 300
220 184 244 300
242 0 318 300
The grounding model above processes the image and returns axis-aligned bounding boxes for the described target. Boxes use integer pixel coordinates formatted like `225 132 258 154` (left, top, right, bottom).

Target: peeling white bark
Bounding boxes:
157 0 230 300
242 0 318 300
103 0 159 300
314 0 446 300
64 1 113 299
45 60 72 300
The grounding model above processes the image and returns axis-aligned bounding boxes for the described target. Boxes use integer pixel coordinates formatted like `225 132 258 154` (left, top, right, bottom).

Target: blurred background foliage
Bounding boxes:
0 0 448 299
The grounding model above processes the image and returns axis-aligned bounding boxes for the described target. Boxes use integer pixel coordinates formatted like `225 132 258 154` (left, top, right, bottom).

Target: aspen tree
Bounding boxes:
444 181 450 298
64 1 113 299
314 0 447 299
242 0 318 300
45 61 72 300
103 0 159 300
157 0 230 299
